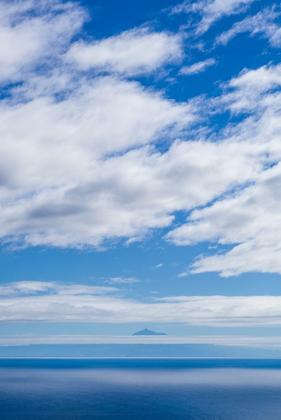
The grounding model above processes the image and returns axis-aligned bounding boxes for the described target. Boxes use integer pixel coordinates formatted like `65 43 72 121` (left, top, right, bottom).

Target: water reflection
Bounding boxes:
1 359 281 420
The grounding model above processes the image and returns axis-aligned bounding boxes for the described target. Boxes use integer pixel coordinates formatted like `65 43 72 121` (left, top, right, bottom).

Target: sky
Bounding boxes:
0 0 281 349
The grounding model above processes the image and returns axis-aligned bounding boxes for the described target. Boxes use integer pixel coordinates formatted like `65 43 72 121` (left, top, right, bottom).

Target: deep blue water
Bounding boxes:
1 359 281 419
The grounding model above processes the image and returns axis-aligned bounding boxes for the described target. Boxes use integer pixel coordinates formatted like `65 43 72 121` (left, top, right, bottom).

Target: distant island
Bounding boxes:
133 328 167 336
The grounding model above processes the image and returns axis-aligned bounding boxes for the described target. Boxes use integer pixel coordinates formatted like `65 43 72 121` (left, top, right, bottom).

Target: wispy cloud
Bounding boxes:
152 263 164 269
106 277 141 284
1 282 281 326
171 0 256 34
0 281 117 296
216 6 281 47
179 58 216 75
178 272 188 278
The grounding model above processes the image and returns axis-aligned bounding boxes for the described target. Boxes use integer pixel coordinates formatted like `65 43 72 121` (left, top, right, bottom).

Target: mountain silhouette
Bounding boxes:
133 328 167 336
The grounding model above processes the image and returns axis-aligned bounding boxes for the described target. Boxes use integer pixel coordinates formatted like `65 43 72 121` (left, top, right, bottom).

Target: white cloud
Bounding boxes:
167 63 281 276
0 81 197 248
0 2 197 251
152 263 164 269
188 164 281 276
0 0 280 280
178 177 281 278
1 282 281 326
0 135 265 248
1 60 280 254
172 0 255 34
0 281 117 296
216 7 281 48
178 271 188 277
221 63 281 115
0 0 85 83
106 277 140 284
179 58 216 75
1 75 194 162
66 28 183 76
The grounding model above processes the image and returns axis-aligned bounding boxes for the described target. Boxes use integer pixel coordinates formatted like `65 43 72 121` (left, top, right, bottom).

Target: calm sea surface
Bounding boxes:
1 358 281 419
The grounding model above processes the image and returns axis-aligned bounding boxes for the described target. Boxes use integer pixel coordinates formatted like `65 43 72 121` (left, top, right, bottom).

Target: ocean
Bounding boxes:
1 358 281 419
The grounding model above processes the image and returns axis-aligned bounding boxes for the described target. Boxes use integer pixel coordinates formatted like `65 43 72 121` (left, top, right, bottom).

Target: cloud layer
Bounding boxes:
1 281 281 327
2 334 281 349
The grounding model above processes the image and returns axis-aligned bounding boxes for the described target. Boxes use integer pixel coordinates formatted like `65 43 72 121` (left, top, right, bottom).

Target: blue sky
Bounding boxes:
0 0 281 348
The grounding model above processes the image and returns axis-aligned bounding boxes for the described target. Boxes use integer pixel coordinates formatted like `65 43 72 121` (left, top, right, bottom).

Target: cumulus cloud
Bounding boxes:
188 164 281 276
0 0 281 280
0 0 85 83
221 62 281 120
2 75 194 169
216 7 281 47
1 281 281 326
167 63 281 276
0 135 266 248
172 0 255 34
179 58 216 75
0 0 198 249
0 100 197 248
66 28 183 76
1 62 281 261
